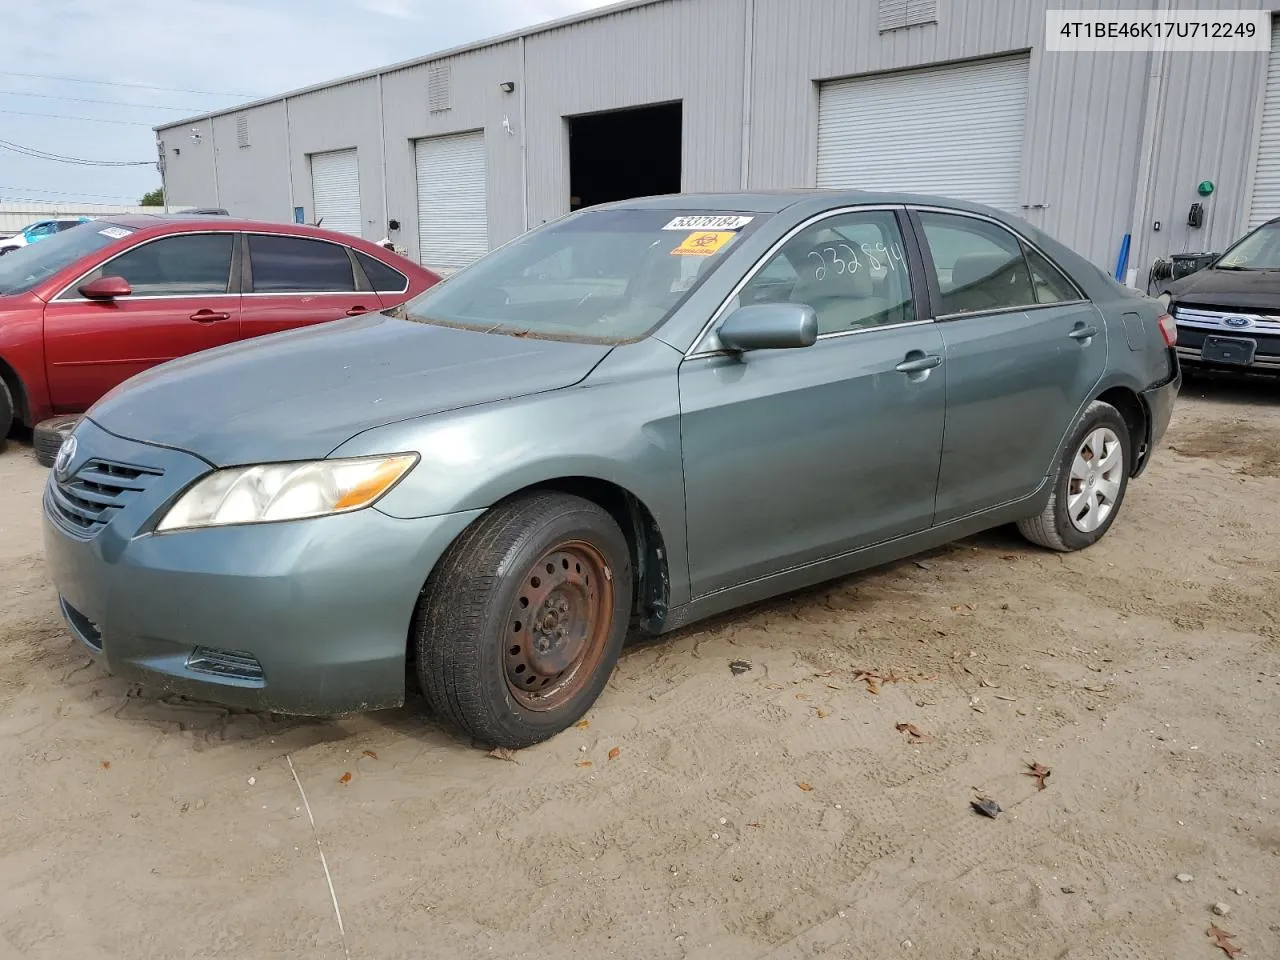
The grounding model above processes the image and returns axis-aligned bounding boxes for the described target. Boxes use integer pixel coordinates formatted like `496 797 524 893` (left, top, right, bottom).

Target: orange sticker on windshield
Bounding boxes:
672 231 735 257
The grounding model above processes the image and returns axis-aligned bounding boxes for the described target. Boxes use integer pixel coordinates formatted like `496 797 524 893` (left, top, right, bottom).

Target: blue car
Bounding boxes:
0 217 90 255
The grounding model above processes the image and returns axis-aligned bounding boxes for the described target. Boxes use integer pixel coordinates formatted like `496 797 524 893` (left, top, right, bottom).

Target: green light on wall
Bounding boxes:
1197 180 1215 197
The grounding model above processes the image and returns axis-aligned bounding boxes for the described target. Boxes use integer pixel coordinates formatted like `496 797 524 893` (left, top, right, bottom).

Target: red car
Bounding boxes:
0 215 439 444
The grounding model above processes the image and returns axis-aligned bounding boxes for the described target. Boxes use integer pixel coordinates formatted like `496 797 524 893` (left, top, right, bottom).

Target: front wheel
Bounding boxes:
1017 400 1131 552
413 492 633 748
0 378 14 455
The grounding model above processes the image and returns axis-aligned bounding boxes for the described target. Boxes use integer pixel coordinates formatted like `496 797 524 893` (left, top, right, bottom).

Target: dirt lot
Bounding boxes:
2 378 1278 960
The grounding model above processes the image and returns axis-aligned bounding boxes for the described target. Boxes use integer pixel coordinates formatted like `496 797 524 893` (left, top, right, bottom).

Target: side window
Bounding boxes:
248 235 355 292
917 211 1036 315
736 210 914 334
80 233 234 297
1022 243 1077 304
354 250 409 292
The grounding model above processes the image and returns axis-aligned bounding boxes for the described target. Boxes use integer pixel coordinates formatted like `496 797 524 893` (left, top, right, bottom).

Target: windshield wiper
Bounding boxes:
1214 263 1255 271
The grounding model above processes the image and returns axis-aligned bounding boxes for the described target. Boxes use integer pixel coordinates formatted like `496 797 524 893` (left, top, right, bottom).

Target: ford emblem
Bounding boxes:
1223 316 1252 328
54 434 78 480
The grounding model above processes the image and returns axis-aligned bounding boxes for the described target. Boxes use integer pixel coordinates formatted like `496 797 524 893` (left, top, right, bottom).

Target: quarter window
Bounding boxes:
918 211 1052 315
354 250 408 292
736 210 915 335
248 234 356 292
78 233 234 297
1022 243 1076 304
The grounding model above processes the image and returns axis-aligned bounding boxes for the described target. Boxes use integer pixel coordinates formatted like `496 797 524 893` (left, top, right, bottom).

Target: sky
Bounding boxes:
2 0 611 207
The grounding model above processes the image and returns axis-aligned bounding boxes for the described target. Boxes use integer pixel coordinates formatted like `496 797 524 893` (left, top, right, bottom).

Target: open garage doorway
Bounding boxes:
568 102 682 212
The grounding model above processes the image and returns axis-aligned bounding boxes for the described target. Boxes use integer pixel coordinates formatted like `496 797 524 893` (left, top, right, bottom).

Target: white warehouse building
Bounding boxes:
156 0 1280 282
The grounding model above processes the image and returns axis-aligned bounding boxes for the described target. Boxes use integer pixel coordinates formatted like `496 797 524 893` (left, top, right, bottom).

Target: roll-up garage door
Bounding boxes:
1248 17 1280 228
415 132 488 270
817 56 1030 211
310 148 362 237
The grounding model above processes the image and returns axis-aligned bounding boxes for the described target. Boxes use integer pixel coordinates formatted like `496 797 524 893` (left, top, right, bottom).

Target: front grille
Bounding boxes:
48 458 164 537
1174 306 1280 334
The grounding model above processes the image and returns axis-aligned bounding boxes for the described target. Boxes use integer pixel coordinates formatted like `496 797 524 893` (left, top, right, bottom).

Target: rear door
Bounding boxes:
42 232 242 412
910 208 1107 523
240 233 379 340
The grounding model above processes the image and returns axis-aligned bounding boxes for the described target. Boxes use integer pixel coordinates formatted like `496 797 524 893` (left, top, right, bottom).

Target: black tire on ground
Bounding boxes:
413 492 633 749
0 378 12 455
1017 400 1132 553
33 415 81 468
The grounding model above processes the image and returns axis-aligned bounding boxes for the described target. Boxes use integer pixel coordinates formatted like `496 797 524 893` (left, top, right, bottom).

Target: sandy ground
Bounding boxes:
1 377 1278 960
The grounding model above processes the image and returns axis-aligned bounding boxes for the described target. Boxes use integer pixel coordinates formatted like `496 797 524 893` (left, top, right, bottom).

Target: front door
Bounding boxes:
679 208 947 599
911 209 1109 522
241 233 379 341
43 232 242 412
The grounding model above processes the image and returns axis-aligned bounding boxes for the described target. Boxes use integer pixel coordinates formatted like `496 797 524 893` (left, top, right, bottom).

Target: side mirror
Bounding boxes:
717 303 818 352
78 276 132 301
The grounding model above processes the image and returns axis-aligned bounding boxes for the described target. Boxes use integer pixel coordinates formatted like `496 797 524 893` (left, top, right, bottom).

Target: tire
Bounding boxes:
413 492 633 748
1017 400 1131 552
34 415 81 467
0 377 15 455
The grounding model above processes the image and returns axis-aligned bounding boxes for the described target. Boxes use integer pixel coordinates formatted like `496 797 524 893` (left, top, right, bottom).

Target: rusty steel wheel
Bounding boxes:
414 492 633 748
504 541 613 710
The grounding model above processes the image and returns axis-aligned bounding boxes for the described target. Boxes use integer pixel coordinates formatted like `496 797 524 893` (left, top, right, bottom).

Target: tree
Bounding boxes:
139 188 164 206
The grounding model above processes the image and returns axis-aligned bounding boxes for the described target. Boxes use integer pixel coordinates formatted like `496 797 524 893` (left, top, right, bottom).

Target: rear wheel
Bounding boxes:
413 492 632 748
1017 400 1131 552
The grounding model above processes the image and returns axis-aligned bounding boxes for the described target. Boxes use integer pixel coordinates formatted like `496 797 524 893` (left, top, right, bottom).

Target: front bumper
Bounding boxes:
42 418 481 715
1133 348 1181 478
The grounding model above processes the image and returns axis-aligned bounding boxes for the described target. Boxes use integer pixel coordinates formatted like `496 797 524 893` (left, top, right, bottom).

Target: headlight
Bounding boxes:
156 454 417 532
1158 292 1172 310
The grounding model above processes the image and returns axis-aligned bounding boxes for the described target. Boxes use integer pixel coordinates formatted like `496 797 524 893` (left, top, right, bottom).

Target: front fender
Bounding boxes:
330 339 691 605
0 293 52 424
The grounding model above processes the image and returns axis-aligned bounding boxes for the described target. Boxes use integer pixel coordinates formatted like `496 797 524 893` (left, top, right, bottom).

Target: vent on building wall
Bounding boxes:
879 0 938 32
428 63 451 113
236 113 250 148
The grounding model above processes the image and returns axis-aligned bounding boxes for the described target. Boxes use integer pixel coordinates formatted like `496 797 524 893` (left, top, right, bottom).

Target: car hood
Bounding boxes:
87 313 614 466
1168 267 1280 310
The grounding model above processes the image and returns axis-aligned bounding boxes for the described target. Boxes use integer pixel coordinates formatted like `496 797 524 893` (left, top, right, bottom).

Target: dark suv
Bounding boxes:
1164 218 1280 375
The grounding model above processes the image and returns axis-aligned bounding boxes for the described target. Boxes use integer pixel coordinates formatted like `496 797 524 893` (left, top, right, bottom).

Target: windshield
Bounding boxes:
0 221 124 296
1216 221 1280 270
402 209 765 342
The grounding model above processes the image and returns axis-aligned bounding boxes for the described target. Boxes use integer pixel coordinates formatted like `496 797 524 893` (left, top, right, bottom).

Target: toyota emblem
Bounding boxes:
54 434 78 480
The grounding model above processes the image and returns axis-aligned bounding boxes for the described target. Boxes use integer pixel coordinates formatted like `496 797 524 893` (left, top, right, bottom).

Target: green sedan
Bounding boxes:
43 191 1181 748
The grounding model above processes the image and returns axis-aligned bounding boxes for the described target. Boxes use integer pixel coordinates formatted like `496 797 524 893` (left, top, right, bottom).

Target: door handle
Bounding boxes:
189 310 230 323
345 306 370 317
895 354 944 374
1069 325 1099 341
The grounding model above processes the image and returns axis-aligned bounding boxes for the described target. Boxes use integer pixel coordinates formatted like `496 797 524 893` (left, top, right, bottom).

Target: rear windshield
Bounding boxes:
402 209 766 342
0 221 123 296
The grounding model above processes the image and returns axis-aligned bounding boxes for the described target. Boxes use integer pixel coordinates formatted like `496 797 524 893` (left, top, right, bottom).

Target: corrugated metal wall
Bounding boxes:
381 40 524 260
155 0 1280 276
208 101 291 223
286 78 385 239
522 0 747 227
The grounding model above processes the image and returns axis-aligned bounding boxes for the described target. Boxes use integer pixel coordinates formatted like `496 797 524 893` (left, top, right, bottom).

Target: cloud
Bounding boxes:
2 0 609 205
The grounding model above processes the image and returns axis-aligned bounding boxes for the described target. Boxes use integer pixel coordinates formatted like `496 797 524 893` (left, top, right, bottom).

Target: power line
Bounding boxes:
0 138 153 167
0 89 201 111
0 108 154 127
0 70 256 99
0 185 140 202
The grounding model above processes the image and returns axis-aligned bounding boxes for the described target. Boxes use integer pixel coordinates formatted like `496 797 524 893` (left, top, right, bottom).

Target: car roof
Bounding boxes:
603 189 1008 218
99 214 326 232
